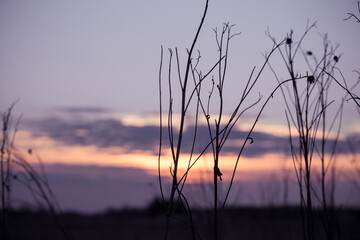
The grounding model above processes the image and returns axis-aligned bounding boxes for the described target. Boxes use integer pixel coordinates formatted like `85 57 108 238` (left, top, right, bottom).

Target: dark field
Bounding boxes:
5 206 360 240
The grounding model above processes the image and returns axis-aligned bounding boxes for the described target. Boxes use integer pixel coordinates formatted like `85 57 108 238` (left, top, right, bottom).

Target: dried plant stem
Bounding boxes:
162 1 209 239
1 101 18 240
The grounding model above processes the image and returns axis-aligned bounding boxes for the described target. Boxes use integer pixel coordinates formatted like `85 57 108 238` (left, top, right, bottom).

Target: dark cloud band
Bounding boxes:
27 116 358 157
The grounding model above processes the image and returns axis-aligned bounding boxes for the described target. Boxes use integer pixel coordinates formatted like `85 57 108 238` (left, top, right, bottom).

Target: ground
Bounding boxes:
5 207 360 240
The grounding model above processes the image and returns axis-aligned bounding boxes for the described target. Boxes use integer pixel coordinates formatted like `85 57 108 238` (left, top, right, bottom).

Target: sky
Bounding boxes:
1 0 360 213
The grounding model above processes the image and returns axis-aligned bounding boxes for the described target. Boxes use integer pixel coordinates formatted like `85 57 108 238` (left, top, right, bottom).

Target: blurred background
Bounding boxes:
0 0 359 213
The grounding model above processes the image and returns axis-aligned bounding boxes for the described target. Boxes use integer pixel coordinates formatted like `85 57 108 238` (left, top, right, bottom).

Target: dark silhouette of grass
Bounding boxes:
1 103 71 240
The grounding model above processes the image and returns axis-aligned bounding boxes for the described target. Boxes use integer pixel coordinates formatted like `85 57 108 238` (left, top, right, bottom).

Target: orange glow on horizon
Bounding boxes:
13 130 358 184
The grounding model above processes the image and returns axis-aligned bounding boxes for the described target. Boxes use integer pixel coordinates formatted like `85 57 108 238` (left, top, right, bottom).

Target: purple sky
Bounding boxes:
1 0 360 212
1 0 359 119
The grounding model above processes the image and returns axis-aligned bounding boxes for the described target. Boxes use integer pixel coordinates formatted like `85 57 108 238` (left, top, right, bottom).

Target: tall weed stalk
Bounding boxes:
158 1 305 239
267 22 359 239
0 103 71 239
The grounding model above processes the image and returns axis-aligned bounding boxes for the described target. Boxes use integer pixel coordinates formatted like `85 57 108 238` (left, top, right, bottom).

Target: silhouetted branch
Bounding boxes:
344 1 360 22
158 46 165 203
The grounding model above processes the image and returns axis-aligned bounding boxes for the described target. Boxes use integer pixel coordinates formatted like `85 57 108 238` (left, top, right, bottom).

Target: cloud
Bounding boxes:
54 106 111 114
26 115 358 157
28 117 160 152
12 163 360 213
40 163 156 182
12 163 158 212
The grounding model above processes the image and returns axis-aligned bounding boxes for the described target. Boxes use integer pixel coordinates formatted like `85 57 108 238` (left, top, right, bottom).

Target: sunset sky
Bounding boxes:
1 0 359 213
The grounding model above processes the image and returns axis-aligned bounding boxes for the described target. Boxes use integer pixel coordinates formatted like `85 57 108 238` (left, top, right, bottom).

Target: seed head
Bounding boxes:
307 75 315 84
